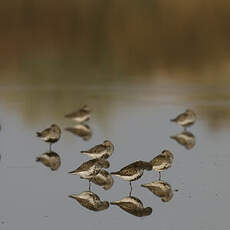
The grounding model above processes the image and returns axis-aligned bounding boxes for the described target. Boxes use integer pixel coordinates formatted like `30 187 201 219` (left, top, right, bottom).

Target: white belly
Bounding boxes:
117 170 143 181
152 162 171 171
73 114 90 122
86 150 107 159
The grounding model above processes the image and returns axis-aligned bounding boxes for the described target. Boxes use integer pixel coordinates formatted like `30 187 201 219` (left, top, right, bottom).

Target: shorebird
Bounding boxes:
150 150 174 180
36 151 61 171
36 124 61 152
69 159 110 190
65 124 92 141
65 105 91 123
69 191 109 212
80 140 114 159
90 170 114 190
111 196 152 217
141 180 173 202
171 109 196 129
170 131 195 149
111 161 152 195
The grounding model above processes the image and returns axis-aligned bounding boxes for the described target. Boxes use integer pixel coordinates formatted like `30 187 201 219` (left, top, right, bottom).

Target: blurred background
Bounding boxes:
1 2 230 229
1 0 230 125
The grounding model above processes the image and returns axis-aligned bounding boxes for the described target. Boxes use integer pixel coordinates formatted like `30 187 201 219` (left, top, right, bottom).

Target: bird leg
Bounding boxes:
49 143 52 152
88 179 92 191
129 181 133 196
158 172 161 180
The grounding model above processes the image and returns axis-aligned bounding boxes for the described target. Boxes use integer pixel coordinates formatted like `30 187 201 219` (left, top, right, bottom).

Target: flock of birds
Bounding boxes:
35 106 196 217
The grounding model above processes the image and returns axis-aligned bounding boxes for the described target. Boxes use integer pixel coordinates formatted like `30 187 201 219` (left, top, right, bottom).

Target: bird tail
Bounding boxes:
110 172 119 175
68 170 77 174
170 118 177 122
110 201 119 205
170 135 176 140
36 132 42 137
80 151 87 154
141 184 147 188
36 157 41 162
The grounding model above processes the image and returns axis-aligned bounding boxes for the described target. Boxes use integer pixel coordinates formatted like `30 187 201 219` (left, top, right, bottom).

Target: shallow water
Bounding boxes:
0 79 229 230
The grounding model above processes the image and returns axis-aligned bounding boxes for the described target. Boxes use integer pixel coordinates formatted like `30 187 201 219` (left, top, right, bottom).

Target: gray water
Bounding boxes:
0 81 229 230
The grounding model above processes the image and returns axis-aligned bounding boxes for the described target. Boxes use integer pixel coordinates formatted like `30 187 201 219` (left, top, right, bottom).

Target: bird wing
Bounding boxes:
150 155 166 167
114 196 143 210
174 113 187 122
75 159 95 172
65 109 88 118
87 144 106 153
45 152 59 158
39 128 51 137
118 164 139 176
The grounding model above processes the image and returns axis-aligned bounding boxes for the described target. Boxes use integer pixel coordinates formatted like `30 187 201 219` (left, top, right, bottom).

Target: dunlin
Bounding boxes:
65 124 92 141
141 180 173 202
171 109 196 129
170 131 195 149
150 150 174 179
36 124 61 151
90 170 114 190
111 196 152 217
36 151 61 171
65 105 91 123
69 191 109 212
111 161 152 195
80 140 114 159
69 158 110 190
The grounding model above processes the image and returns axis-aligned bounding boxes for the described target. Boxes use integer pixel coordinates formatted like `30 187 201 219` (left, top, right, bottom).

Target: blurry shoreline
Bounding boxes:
1 0 230 85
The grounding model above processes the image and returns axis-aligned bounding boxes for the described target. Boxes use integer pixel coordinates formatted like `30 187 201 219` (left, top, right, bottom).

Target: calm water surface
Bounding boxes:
0 80 229 230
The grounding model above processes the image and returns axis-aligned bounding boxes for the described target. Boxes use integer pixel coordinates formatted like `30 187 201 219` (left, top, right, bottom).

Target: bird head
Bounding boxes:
143 207 153 216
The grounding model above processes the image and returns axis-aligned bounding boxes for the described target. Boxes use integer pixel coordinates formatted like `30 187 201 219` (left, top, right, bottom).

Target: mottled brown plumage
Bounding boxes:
36 124 61 151
36 151 61 171
171 109 196 128
36 124 61 143
111 161 152 182
111 161 152 195
65 124 92 141
150 150 174 179
65 105 91 123
111 196 152 217
90 170 114 190
81 140 114 159
150 150 174 171
141 180 173 202
170 131 195 149
68 158 110 179
69 191 109 212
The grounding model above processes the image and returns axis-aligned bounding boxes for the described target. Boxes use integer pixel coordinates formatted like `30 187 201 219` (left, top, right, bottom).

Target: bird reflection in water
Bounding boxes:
68 191 109 212
65 105 91 123
36 152 61 171
170 131 196 149
91 170 114 190
68 158 110 190
111 196 152 217
111 161 152 196
141 180 173 202
65 123 92 141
